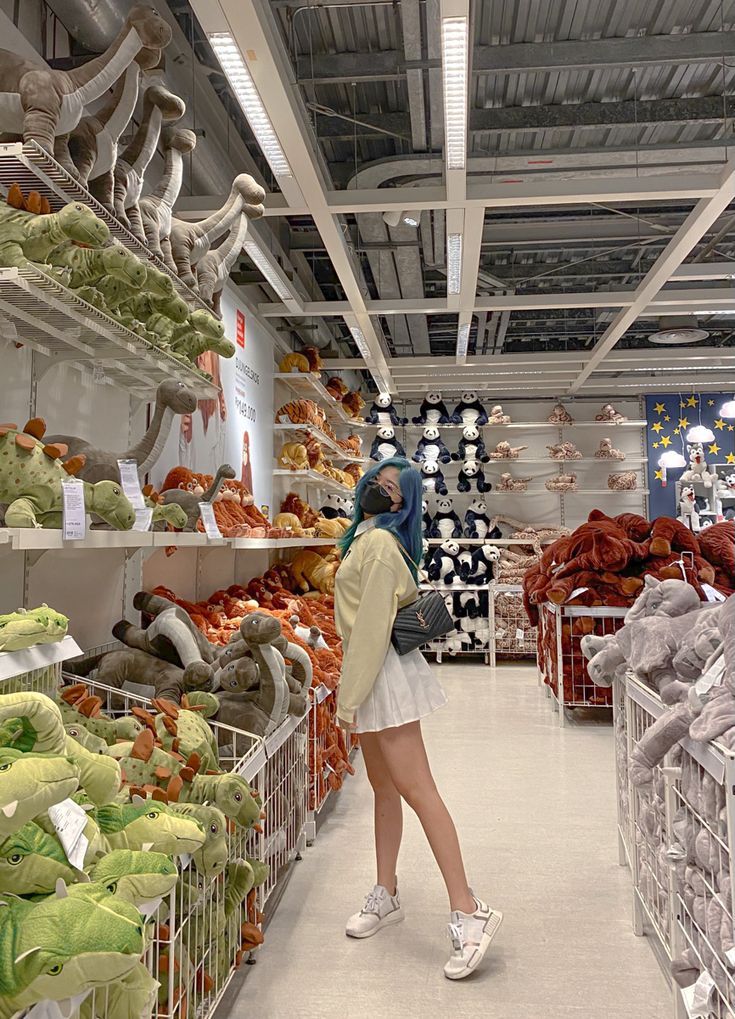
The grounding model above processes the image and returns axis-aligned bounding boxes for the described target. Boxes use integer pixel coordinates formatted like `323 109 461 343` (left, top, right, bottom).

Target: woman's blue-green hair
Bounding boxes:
338 457 423 580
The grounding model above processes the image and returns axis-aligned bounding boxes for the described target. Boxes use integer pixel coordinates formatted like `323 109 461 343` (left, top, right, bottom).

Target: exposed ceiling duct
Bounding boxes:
648 315 710 345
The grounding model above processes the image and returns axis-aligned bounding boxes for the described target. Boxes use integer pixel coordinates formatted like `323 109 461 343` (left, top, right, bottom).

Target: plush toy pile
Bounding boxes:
149 466 281 537
0 604 68 651
0 687 266 1019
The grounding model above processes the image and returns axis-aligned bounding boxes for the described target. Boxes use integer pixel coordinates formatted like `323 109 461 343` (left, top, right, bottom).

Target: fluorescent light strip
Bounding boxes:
242 240 293 301
456 322 470 357
441 17 468 171
209 33 292 178
349 326 372 360
447 233 462 294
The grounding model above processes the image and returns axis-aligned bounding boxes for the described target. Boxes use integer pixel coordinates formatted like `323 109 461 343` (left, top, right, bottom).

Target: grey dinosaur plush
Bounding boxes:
159 464 236 530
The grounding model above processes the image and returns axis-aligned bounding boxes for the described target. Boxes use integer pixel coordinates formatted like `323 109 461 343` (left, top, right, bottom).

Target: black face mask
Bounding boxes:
359 481 394 515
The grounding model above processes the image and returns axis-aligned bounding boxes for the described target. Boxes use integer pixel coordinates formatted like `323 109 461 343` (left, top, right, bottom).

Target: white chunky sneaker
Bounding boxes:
345 883 404 939
444 895 503 980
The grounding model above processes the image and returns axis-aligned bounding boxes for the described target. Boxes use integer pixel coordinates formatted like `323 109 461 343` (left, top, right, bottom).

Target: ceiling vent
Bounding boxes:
648 315 709 345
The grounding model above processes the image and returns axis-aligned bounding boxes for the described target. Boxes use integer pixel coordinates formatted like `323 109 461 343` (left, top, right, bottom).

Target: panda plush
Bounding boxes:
420 459 448 496
452 391 488 427
426 540 461 584
429 496 463 539
467 544 501 584
412 392 456 426
452 425 489 463
364 392 407 426
369 426 406 461
457 459 492 494
320 493 349 520
412 425 452 465
464 499 492 539
455 586 480 620
421 499 432 536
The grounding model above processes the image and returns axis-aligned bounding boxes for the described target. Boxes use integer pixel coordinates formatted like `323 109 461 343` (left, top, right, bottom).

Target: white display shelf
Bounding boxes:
0 266 218 398
425 536 556 545
489 488 650 496
273 372 360 427
230 536 338 549
273 467 354 495
0 527 154 551
0 140 212 314
468 458 647 466
274 422 347 458
360 420 647 430
151 531 227 547
0 634 82 683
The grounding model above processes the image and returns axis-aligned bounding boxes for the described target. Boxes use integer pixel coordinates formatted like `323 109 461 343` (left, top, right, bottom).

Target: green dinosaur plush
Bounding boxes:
145 696 219 773
0 422 136 529
93 799 205 857
149 499 188 530
59 685 144 745
169 803 227 877
64 723 108 754
0 200 109 268
0 604 68 650
0 747 80 838
44 241 148 291
86 849 178 913
0 820 79 894
0 884 145 1017
78 961 159 1019
168 309 235 360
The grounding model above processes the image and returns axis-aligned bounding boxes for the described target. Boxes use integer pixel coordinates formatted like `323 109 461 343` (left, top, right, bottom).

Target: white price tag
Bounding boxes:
725 946 735 968
690 970 716 1016
515 627 525 643
133 507 153 532
567 586 589 601
117 459 145 510
61 479 86 540
702 583 726 603
48 798 89 870
695 654 726 697
199 502 222 539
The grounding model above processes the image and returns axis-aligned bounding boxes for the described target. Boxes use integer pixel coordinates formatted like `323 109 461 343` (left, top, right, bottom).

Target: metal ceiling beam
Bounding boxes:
292 31 735 82
570 158 735 392
312 95 734 139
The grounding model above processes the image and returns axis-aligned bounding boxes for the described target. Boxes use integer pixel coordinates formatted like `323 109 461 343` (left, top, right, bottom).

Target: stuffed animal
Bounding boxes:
681 443 717 488
302 347 324 374
452 425 489 463
487 404 512 424
279 352 310 374
319 493 350 520
679 485 700 531
325 377 349 401
426 540 461 584
547 441 582 461
429 497 463 539
290 549 339 595
467 545 500 584
0 605 68 651
498 473 531 492
364 393 406 426
457 459 492 494
412 426 452 464
369 426 406 461
420 460 448 496
608 471 637 491
547 403 574 424
422 499 432 536
595 403 627 424
452 392 488 427
487 441 526 459
342 391 366 419
277 441 310 471
595 437 626 460
464 499 492 539
545 473 578 492
412 392 456 425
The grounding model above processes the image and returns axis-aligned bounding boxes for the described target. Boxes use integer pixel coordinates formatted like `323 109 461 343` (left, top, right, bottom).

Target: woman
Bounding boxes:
335 456 502 980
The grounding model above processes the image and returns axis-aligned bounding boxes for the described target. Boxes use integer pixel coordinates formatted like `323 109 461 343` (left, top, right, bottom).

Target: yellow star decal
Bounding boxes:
709 442 721 455
660 435 672 448
664 415 671 422
674 427 681 435
651 421 663 434
655 469 663 481
687 395 698 407
680 400 686 408
679 417 689 429
729 425 735 432
715 418 726 430
708 399 715 406
653 441 660 448
727 453 735 464
654 402 665 415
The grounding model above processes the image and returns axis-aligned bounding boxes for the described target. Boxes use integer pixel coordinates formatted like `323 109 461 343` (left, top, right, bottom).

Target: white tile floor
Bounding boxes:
230 662 671 1018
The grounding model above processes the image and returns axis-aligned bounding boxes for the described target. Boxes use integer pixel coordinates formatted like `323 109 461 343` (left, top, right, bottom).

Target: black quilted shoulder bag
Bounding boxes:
389 536 456 655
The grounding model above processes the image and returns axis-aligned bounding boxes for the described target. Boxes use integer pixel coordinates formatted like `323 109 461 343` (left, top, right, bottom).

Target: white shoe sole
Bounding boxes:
444 910 503 980
346 908 405 939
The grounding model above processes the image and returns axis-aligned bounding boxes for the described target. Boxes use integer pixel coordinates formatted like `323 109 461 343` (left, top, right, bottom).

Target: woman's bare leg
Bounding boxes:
359 731 403 893
377 721 475 913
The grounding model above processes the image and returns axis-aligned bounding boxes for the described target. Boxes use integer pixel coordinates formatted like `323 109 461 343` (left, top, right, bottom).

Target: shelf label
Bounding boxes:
199 502 222 539
702 583 726 603
117 459 145 510
48 798 89 870
515 627 525 643
61 479 86 540
133 507 153 532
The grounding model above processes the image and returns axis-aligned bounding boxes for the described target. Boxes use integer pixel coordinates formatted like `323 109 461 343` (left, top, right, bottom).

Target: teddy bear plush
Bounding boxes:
457 459 492 494
426 540 461 584
364 392 407 426
429 497 463 539
369 426 406 461
412 392 457 425
452 425 489 463
464 499 493 539
420 460 448 495
412 426 452 464
452 392 488 427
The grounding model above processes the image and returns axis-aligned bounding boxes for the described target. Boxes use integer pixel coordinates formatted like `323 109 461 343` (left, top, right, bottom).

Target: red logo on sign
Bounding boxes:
236 309 245 348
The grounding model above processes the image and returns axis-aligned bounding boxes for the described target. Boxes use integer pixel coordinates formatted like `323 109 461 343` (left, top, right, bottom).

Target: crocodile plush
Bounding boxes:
0 747 80 839
169 309 236 361
0 420 136 529
0 884 146 1019
45 241 148 291
0 820 79 894
86 849 178 912
92 799 205 857
0 196 110 267
0 603 68 651
169 802 227 877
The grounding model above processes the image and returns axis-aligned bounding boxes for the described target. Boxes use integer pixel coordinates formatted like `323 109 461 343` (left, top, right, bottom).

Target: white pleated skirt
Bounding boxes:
354 645 448 734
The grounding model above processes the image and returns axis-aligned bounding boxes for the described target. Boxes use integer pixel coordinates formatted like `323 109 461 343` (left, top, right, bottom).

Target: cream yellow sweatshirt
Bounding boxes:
334 523 417 724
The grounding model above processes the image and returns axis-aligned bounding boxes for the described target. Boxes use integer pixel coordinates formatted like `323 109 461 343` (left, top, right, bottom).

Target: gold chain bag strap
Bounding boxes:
389 534 456 655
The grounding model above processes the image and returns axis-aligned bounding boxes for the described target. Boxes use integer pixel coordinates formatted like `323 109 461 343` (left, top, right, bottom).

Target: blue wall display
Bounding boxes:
645 393 735 519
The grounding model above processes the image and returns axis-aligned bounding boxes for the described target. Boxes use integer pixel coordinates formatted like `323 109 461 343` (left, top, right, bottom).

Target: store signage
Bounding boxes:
61 479 86 540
